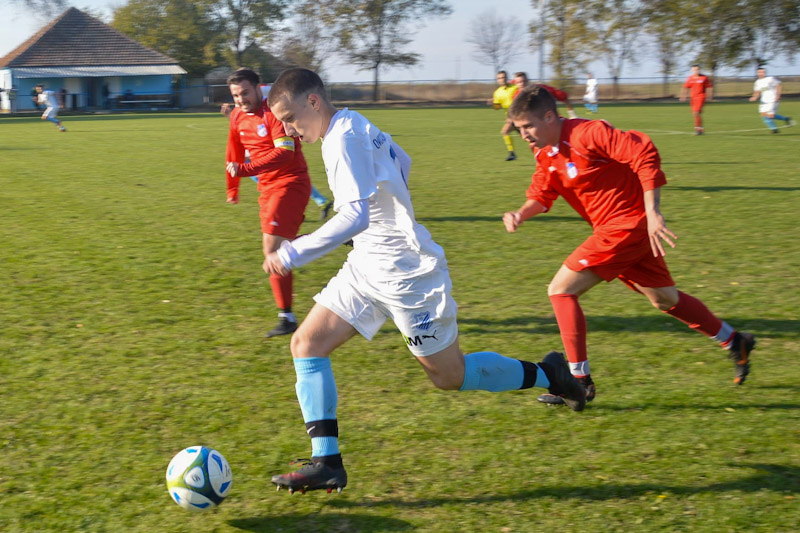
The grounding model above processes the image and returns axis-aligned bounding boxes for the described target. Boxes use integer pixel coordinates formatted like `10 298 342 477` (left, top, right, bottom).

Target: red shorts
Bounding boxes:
690 97 706 113
564 225 675 290
258 182 310 238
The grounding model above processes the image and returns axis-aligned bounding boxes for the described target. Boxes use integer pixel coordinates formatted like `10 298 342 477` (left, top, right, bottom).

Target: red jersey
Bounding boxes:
538 84 569 103
225 99 310 198
526 119 667 231
683 74 712 99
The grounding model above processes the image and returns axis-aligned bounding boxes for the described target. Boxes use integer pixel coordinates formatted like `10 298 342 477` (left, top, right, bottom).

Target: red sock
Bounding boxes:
549 294 588 374
269 272 293 310
665 291 732 343
694 114 703 129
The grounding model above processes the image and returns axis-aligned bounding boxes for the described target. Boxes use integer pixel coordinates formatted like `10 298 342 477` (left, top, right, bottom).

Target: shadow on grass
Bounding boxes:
324 463 798 510
595 399 800 412
664 161 755 165
458 314 800 339
671 185 800 192
417 215 582 223
229 512 413 532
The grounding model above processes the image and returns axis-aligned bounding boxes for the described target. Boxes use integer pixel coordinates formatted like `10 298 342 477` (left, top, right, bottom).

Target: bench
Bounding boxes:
116 95 173 109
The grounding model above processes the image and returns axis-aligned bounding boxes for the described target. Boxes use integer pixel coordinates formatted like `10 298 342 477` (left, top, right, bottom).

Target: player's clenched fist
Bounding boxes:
226 161 240 177
503 211 523 233
263 251 289 277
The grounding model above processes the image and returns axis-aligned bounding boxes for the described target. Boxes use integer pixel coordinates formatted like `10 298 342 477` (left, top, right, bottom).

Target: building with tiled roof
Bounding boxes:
0 7 186 112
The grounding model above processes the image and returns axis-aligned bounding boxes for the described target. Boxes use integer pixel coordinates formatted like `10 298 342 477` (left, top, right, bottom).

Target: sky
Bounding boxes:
2 0 798 83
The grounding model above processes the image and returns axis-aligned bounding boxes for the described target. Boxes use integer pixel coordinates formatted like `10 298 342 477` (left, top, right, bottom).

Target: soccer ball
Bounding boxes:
165 446 232 510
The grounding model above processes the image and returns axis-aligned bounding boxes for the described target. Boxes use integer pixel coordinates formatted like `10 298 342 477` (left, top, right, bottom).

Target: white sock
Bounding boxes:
278 311 297 323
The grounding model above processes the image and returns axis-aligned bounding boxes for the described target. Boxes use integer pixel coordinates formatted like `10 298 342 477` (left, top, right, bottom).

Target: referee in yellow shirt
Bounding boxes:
487 70 520 161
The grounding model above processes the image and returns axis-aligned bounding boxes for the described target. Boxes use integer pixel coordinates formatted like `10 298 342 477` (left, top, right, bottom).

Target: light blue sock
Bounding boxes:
310 185 328 207
294 357 339 457
763 116 777 130
460 352 548 391
46 117 60 125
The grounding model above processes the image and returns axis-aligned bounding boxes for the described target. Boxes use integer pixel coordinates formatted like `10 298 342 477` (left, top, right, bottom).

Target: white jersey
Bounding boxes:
584 78 598 101
754 76 780 104
38 90 59 109
321 108 446 280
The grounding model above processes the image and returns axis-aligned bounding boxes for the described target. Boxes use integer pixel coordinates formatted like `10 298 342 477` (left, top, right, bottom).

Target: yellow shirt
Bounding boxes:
493 84 518 113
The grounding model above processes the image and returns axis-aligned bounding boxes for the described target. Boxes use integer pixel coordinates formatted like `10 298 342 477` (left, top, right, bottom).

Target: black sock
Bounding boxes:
313 453 343 469
519 360 538 389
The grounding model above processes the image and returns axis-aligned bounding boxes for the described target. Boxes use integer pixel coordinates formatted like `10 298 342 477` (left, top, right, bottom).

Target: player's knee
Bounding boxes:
289 330 313 358
649 292 678 311
427 370 462 391
547 281 572 297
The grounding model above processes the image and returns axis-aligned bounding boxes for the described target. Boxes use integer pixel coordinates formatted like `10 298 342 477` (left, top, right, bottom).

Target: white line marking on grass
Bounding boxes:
648 124 795 135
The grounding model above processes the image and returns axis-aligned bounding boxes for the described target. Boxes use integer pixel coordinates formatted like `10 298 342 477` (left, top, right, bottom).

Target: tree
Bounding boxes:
326 0 453 101
211 0 290 68
11 0 67 19
465 10 526 76
587 0 644 99
112 0 223 77
529 0 595 85
739 0 800 71
685 0 749 80
641 0 692 97
272 1 333 75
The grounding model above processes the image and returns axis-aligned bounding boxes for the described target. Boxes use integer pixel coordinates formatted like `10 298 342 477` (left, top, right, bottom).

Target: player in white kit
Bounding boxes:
263 68 586 494
583 73 598 113
35 85 66 132
749 67 793 133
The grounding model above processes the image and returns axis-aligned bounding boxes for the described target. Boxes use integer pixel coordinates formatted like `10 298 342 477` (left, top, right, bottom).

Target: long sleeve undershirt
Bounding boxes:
276 199 369 270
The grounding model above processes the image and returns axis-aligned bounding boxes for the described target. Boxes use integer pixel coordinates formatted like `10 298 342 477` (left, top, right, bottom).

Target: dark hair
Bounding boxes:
497 70 507 77
514 72 528 82
692 64 700 68
268 68 327 107
508 85 557 119
227 68 260 87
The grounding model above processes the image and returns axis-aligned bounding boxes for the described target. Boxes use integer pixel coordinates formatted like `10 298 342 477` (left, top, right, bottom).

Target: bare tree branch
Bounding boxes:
465 10 525 76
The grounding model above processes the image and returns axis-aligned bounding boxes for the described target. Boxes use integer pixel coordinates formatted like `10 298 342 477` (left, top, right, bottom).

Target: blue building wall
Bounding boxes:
4 72 177 111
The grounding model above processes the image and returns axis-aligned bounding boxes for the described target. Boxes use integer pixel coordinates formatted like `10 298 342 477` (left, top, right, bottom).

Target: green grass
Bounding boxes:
1 102 798 532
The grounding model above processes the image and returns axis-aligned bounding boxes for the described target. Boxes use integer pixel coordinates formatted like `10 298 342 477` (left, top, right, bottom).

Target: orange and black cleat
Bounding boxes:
728 332 756 385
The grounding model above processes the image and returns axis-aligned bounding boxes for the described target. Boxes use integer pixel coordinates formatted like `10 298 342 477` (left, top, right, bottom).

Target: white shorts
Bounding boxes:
759 102 778 115
42 107 58 120
313 261 458 357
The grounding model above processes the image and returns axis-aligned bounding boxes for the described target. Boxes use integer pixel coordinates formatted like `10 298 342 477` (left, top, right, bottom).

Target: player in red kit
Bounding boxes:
515 72 578 119
679 65 713 135
503 85 755 405
225 68 312 337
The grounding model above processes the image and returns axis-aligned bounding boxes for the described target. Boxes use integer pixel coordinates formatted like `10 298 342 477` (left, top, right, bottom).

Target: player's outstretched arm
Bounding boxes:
644 188 677 257
503 199 547 233
264 199 370 276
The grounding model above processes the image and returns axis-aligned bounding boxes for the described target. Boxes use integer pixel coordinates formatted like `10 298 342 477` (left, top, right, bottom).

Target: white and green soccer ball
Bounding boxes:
166 446 232 510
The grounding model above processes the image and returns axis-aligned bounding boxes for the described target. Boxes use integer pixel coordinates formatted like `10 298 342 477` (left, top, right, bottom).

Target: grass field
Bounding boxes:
1 101 799 533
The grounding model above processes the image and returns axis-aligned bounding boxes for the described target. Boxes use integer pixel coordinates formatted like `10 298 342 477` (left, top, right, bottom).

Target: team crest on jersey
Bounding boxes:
257 124 268 137
566 162 578 179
